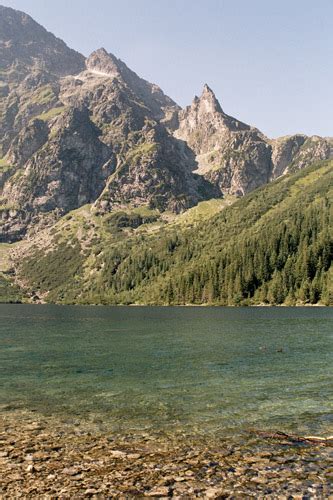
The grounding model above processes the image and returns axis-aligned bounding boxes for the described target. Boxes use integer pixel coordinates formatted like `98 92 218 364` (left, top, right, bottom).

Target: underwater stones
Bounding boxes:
145 485 170 496
0 410 332 497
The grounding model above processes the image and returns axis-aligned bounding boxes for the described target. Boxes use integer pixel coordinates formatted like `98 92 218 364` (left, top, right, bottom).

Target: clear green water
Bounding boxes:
1 305 332 437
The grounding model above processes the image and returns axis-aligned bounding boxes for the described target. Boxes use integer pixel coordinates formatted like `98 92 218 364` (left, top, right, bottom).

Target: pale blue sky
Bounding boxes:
2 0 332 138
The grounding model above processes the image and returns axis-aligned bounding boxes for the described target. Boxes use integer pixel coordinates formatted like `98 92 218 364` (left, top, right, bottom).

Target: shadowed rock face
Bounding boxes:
0 5 332 242
0 107 115 241
94 122 217 214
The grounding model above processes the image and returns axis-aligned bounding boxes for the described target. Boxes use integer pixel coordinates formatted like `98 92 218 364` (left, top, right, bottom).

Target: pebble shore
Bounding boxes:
0 410 332 498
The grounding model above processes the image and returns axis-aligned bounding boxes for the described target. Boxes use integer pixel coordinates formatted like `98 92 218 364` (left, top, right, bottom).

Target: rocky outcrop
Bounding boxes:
85 48 178 120
270 135 307 179
270 135 332 179
0 118 49 192
0 71 62 155
96 122 216 214
174 85 272 195
6 118 49 167
283 136 332 173
0 4 83 158
60 48 179 150
174 84 250 154
202 130 272 196
0 108 114 241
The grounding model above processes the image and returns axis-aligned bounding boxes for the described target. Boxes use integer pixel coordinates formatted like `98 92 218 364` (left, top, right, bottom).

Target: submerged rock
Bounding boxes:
0 409 332 498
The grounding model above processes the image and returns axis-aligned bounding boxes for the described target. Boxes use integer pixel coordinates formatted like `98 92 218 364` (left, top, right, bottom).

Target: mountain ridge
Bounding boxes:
1 4 332 242
0 5 331 306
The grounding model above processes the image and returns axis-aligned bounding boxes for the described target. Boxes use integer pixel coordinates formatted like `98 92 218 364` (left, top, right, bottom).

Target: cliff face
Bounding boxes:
174 84 270 196
270 135 332 177
1 108 114 241
173 85 332 196
0 5 332 242
174 84 250 153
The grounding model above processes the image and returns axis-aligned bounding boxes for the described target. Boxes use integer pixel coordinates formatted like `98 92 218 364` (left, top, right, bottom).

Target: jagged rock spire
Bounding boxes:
198 84 224 114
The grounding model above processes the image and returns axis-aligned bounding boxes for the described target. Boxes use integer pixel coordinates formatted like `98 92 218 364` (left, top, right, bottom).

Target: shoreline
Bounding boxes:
1 409 332 498
0 301 330 307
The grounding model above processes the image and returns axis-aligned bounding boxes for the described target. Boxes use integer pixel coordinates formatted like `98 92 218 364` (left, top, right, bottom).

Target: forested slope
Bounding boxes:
15 160 333 306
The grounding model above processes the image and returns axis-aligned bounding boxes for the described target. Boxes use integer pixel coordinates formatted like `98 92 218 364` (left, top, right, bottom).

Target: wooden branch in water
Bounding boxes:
252 430 333 446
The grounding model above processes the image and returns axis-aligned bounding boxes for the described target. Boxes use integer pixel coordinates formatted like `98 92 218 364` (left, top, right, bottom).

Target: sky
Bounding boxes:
1 0 332 138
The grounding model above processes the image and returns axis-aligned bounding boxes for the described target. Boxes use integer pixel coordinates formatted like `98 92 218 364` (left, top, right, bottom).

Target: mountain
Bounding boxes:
0 5 84 78
1 5 332 243
0 6 217 242
173 85 332 196
0 5 331 305
0 5 84 154
85 47 177 120
8 160 332 305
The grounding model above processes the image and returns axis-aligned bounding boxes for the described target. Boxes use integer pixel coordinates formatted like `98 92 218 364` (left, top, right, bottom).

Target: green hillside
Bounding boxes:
13 160 333 306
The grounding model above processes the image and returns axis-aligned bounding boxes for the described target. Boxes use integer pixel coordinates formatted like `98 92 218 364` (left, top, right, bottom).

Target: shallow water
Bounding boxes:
1 305 332 437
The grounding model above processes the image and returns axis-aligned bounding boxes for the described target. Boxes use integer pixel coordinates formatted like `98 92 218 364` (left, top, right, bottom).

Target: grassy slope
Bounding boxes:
0 243 23 303
13 160 333 305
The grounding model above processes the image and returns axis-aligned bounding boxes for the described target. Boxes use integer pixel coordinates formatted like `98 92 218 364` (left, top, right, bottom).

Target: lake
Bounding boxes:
1 304 332 439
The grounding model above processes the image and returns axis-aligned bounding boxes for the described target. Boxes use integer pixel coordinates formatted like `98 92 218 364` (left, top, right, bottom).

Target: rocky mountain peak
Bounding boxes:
0 5 85 78
200 83 223 113
189 84 223 116
84 47 177 120
85 48 122 78
1 5 332 245
174 84 238 156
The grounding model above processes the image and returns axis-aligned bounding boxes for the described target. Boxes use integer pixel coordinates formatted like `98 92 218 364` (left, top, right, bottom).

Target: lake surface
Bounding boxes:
0 305 332 438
